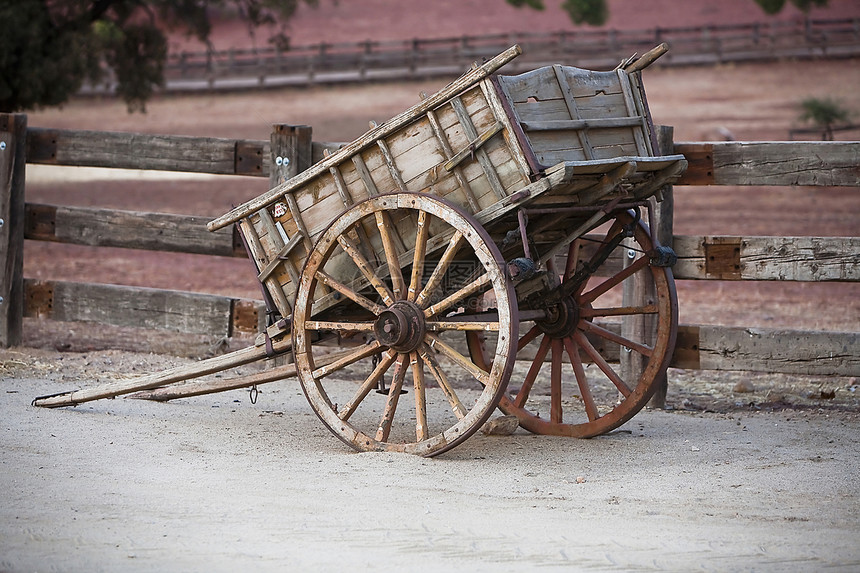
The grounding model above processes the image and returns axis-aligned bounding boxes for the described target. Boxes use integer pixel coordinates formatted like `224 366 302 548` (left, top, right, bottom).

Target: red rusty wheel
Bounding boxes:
293 193 517 456
468 210 677 437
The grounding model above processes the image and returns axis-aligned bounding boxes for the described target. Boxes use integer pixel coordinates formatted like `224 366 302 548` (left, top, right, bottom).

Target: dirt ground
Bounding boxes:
0 346 858 572
3 2 860 570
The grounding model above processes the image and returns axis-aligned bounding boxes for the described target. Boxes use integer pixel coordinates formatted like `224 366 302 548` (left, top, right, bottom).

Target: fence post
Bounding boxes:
648 125 675 409
621 125 675 408
0 113 27 347
270 124 313 186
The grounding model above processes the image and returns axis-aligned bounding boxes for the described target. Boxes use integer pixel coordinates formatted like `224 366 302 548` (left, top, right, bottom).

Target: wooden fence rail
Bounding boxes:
2 116 858 378
144 17 860 91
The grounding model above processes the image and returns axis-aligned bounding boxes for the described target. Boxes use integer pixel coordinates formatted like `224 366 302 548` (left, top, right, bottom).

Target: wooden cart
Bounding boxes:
34 45 687 457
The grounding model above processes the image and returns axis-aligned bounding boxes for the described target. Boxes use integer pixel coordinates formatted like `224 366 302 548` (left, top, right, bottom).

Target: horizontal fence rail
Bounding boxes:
21 202 859 282
3 116 858 377
24 279 263 337
141 17 860 92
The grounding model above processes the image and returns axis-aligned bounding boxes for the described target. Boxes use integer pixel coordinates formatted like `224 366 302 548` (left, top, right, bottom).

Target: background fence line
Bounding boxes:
77 17 860 94
2 116 858 377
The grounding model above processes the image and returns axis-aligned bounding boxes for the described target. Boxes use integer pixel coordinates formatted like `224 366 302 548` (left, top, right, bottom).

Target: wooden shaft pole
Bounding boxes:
32 337 291 408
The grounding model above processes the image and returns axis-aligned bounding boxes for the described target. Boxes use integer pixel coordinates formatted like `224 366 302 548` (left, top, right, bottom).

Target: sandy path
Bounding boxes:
2 360 858 572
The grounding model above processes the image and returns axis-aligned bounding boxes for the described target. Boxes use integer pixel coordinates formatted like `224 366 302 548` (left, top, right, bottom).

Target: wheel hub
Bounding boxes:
536 296 579 339
373 300 425 353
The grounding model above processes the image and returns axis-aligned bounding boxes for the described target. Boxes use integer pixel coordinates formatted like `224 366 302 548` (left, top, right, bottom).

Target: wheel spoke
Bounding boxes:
574 330 633 397
423 274 490 319
514 335 551 408
571 219 625 296
314 271 386 315
415 230 464 309
425 320 499 332
411 352 428 441
517 324 542 352
337 232 395 306
376 355 408 442
579 320 653 357
408 210 431 302
550 338 563 423
580 304 658 318
564 238 581 281
338 349 397 421
564 336 600 421
304 320 375 332
376 211 405 300
419 344 467 419
425 334 490 386
579 255 649 305
311 339 382 380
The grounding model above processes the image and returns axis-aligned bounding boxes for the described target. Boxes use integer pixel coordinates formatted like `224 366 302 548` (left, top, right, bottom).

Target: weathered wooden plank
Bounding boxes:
481 78 533 180
671 324 859 376
673 235 860 282
450 96 507 199
24 203 240 256
425 108 481 211
444 121 504 172
521 117 645 132
23 279 237 336
377 138 408 191
1 114 27 347
26 127 268 176
32 334 291 408
553 64 595 161
616 69 652 156
675 141 860 186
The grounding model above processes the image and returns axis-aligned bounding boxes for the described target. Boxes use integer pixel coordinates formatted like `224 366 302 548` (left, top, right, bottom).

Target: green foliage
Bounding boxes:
509 0 830 26
799 97 850 140
789 0 829 11
506 0 545 9
754 0 786 14
561 0 608 26
0 0 315 113
754 0 828 14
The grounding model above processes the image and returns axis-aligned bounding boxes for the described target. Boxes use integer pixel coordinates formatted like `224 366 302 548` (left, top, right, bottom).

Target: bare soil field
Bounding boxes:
3 3 860 570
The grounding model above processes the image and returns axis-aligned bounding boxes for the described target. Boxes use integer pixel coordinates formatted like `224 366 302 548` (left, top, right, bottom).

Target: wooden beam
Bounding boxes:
32 335 292 408
23 279 240 336
675 141 860 186
672 235 860 282
24 203 240 256
671 325 858 377
26 127 269 176
0 113 27 347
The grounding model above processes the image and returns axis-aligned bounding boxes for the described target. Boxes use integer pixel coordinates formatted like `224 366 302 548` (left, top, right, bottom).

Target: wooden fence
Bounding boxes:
146 17 860 91
1 113 857 378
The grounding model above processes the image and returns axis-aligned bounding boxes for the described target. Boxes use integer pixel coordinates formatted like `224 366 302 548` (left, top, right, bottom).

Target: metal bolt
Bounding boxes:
0 141 6 151
627 249 636 259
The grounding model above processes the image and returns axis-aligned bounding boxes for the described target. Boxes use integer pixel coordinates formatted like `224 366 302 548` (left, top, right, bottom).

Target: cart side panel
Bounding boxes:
495 66 653 170
247 81 532 318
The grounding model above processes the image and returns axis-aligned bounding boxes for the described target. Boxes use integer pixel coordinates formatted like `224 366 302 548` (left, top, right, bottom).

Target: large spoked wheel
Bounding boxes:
469 209 678 438
293 193 517 456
